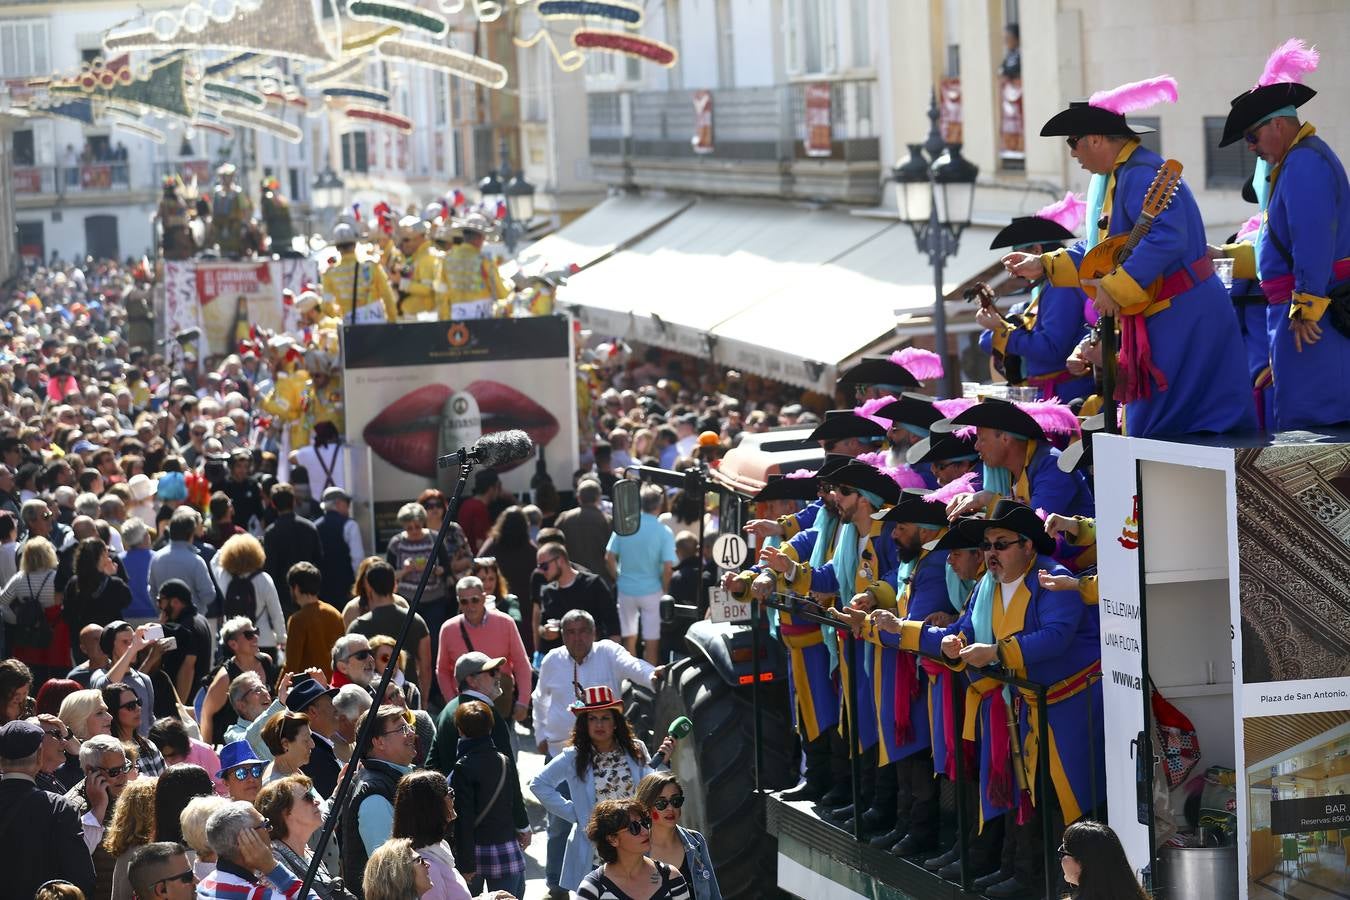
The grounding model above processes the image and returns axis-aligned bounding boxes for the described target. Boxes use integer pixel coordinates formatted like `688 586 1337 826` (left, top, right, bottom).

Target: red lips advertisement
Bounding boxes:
342 317 578 545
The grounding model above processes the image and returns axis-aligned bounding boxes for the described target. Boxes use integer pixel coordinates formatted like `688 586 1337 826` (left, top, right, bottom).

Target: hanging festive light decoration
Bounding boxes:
343 25 400 52
436 0 505 24
107 117 168 143
572 29 677 66
51 56 194 119
514 29 586 72
220 106 304 142
346 0 447 36
344 103 413 132
21 96 95 124
308 54 368 85
538 1 642 25
323 84 392 104
204 52 258 76
194 120 234 136
376 37 508 89
103 0 339 63
203 80 265 108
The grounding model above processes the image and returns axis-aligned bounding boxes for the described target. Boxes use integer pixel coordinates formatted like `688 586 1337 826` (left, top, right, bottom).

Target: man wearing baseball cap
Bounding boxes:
427 651 511 773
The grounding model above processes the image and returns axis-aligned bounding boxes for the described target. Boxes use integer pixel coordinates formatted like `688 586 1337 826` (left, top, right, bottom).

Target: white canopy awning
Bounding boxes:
516 192 693 273
555 197 999 392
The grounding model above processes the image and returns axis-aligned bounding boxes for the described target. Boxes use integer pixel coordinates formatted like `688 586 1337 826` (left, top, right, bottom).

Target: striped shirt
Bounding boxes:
576 861 691 900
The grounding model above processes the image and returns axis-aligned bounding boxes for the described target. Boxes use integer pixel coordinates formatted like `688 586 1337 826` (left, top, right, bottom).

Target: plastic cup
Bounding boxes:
1213 257 1234 290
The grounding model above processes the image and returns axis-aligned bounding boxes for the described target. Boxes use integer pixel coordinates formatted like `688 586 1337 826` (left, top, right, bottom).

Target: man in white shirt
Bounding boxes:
531 609 664 896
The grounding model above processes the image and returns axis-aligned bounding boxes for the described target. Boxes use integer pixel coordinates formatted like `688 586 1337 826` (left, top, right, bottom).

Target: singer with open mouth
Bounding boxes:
528 683 674 896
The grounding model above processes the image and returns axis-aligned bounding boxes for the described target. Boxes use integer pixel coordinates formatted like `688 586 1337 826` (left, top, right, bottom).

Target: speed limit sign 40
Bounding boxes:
712 533 749 571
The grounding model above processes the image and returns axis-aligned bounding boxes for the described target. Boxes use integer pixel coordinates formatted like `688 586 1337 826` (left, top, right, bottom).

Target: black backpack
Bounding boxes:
223 569 262 622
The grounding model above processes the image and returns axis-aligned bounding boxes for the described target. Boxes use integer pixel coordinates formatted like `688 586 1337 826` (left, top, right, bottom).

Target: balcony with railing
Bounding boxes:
13 162 133 197
587 77 882 205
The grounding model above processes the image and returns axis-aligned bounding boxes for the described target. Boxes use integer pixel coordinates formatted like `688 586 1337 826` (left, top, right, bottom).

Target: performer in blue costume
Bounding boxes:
767 461 901 834
907 430 982 490
1215 39 1350 431
730 468 845 804
885 501 1104 898
978 193 1094 403
1005 75 1254 437
1225 210 1274 429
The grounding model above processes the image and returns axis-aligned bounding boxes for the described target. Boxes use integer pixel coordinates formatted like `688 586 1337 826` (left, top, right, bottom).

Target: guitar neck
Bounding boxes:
1117 211 1155 264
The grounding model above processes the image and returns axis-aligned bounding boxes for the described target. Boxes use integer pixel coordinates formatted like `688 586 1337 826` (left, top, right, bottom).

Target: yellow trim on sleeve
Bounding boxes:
788 562 813 596
1222 242 1258 281
866 580 897 610
897 620 925 653
1290 291 1330 322
779 514 802 540
1099 264 1153 317
1042 249 1081 288
1071 516 1096 547
998 634 1025 672
990 320 1012 355
1079 574 1099 606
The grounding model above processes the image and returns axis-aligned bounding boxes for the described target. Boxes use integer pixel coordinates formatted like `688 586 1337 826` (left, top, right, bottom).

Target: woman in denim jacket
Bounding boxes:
637 773 722 900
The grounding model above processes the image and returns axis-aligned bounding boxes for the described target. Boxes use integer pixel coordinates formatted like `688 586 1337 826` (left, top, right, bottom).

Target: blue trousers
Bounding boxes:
545 755 572 890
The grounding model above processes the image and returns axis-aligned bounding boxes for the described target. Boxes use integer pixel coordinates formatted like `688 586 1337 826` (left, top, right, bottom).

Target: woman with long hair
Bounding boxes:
255 774 354 900
198 616 278 745
62 537 132 639
152 763 214 844
471 556 521 626
392 769 497 900
578 798 691 900
529 686 673 894
104 775 158 900
635 773 721 900
476 508 536 627
1059 821 1150 899
213 534 286 656
102 680 165 776
364 838 434 900
260 710 314 783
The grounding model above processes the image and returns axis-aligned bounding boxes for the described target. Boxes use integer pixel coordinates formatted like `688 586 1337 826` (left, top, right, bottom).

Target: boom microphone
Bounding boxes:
651 716 693 767
439 429 534 468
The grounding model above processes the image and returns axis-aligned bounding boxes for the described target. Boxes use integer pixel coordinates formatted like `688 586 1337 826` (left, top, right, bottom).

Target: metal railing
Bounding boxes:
587 77 880 162
13 163 132 195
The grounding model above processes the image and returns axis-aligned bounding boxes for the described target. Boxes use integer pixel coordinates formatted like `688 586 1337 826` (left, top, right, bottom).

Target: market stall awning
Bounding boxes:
516 192 693 273
556 196 998 392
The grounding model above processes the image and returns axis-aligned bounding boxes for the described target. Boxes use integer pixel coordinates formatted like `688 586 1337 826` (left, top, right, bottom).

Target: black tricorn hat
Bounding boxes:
1040 100 1157 138
956 499 1056 556
932 397 1044 442
836 357 922 390
933 521 981 551
753 472 821 503
816 452 855 481
1057 413 1105 474
907 431 980 466
829 461 902 507
873 488 949 528
875 393 943 431
1219 82 1315 147
806 410 887 443
989 216 1077 250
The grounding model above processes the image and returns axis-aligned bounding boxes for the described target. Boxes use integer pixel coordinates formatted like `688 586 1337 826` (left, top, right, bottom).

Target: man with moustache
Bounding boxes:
339 705 422 895
427 651 515 772
881 501 1103 897
331 633 377 690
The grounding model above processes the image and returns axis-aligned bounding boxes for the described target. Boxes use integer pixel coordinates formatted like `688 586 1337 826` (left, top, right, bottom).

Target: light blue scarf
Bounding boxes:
945 564 975 613
831 520 863 613
982 462 1012 500
1085 172 1109 251
766 533 783 638
806 506 841 674
968 570 997 646
1252 158 1271 278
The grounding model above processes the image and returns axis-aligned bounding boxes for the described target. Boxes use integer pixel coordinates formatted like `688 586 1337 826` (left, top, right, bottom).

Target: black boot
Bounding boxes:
778 781 825 802
891 832 940 857
972 868 1014 891
923 844 960 872
869 825 907 849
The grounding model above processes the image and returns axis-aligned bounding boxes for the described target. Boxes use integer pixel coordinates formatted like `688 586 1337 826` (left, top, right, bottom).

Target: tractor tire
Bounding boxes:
652 655 795 899
621 675 657 753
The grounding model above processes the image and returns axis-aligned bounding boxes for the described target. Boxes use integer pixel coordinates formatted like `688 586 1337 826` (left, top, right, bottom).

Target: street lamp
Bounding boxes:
311 166 345 225
479 138 536 255
893 89 979 398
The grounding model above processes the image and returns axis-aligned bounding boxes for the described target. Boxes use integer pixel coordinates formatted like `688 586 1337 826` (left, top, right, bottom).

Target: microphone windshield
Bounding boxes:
668 716 693 739
472 430 534 467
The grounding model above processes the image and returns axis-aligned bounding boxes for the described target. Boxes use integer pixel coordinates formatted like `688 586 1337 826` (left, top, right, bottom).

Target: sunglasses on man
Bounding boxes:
154 870 195 888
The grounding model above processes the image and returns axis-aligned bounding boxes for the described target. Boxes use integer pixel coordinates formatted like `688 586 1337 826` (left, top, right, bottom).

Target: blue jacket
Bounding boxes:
529 745 659 891
677 826 722 900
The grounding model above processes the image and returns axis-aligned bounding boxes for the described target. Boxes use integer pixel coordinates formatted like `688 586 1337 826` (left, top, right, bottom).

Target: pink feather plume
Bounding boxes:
1035 191 1087 234
1088 75 1178 115
1257 38 1319 88
889 347 944 381
1235 214 1262 243
933 398 977 419
854 450 888 468
878 463 928 491
923 471 978 505
853 396 894 427
1016 399 1081 437
784 468 815 480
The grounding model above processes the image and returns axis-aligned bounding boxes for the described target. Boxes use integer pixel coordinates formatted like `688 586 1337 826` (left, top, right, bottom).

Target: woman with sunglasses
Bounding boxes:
255 774 355 900
1058 820 1149 900
103 680 166 776
200 616 279 745
579 798 691 900
416 488 474 579
530 685 674 895
364 837 436 900
392 769 514 900
636 773 720 900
